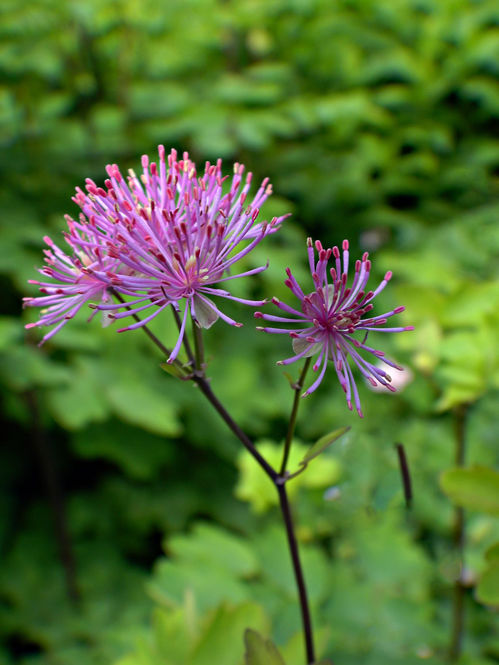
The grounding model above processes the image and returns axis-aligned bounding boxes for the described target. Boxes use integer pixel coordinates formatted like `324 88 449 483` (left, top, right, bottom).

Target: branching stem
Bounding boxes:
131 309 318 665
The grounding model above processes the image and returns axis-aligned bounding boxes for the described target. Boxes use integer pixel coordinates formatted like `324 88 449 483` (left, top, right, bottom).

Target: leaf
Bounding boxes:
244 629 286 665
189 603 268 665
235 440 341 513
105 376 181 437
159 361 188 379
485 542 499 563
476 562 499 607
300 427 350 466
440 466 499 515
46 357 109 429
167 523 260 578
148 559 250 614
72 421 175 480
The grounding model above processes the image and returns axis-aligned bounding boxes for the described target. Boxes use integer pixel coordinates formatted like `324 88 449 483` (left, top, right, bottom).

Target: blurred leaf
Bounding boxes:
485 542 499 563
440 466 499 515
166 523 260 579
244 629 285 665
236 440 341 513
476 561 499 607
46 357 109 429
189 602 268 665
72 421 175 480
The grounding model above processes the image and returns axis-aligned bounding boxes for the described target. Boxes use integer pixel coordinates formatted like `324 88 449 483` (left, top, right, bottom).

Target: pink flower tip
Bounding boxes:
342 239 349 250
254 312 263 318
394 306 405 314
385 270 393 281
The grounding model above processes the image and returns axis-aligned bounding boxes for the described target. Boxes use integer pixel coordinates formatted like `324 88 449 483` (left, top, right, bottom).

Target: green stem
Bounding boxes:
280 358 311 476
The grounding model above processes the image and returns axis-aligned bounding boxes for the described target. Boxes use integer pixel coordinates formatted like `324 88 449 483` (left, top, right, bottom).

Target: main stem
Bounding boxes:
448 403 468 662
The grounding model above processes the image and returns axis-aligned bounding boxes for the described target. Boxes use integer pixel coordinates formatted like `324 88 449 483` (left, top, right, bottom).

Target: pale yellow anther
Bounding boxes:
185 255 197 271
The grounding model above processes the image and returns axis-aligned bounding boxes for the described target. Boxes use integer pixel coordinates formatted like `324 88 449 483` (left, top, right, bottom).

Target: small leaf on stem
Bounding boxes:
300 427 350 466
159 361 188 379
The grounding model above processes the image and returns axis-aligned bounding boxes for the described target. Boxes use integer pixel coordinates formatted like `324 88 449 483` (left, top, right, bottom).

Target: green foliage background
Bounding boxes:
1 0 498 663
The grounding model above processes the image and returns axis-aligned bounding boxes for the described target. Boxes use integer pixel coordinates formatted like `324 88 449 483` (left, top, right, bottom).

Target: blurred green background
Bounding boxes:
1 0 498 663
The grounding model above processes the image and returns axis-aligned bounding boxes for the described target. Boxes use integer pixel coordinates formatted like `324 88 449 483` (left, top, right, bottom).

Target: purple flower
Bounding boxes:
73 147 286 361
24 147 287 356
255 238 414 417
23 228 116 345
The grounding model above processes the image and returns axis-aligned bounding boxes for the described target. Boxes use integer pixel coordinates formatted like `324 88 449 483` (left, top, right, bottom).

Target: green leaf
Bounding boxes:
440 466 499 515
72 421 175 480
476 562 499 607
167 523 260 579
300 427 350 466
189 603 268 665
159 361 188 379
244 629 286 665
235 440 341 513
485 542 499 563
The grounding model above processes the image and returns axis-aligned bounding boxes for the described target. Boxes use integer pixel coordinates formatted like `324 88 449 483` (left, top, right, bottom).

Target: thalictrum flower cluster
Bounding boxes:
255 238 414 416
24 147 287 360
24 148 412 416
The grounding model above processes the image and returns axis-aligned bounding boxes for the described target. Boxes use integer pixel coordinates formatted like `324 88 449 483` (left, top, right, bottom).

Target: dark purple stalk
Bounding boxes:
277 483 316 664
449 404 469 661
395 443 412 509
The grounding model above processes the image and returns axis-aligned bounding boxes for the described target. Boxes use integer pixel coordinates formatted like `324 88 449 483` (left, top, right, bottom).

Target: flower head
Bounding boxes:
23 226 116 345
255 238 414 416
25 147 287 355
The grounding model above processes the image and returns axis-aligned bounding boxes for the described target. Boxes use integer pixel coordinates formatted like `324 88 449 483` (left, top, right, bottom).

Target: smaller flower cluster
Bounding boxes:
24 147 287 357
255 238 413 416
